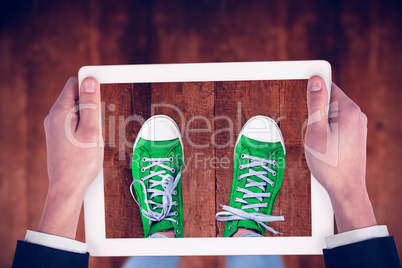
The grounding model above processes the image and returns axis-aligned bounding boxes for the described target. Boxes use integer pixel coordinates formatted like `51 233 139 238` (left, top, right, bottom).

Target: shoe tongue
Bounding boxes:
233 136 284 235
147 156 176 235
142 138 180 219
149 159 172 215
242 161 267 214
240 137 281 214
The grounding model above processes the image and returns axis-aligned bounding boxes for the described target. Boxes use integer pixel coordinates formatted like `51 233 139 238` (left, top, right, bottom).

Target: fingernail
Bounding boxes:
83 79 97 93
310 79 321 92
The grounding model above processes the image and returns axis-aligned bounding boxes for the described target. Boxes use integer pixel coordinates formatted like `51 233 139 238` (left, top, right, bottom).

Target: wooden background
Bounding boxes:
1 0 402 267
102 80 311 239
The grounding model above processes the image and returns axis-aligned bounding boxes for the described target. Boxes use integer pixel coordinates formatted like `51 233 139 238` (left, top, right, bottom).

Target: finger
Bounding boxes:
306 76 329 135
71 111 79 132
361 112 368 127
362 112 368 145
328 82 350 109
76 77 100 140
52 77 79 111
328 82 361 125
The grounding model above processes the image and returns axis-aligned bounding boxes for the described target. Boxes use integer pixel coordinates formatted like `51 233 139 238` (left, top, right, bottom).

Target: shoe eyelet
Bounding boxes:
241 154 245 159
173 190 177 195
239 165 243 170
142 157 147 162
272 171 276 176
177 230 181 235
236 187 240 191
228 226 232 231
273 160 277 166
141 167 146 172
175 211 178 216
171 168 175 173
169 157 174 162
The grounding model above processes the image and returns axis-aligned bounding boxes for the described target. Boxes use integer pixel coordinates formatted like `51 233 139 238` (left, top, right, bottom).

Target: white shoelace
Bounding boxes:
216 154 284 234
130 157 180 225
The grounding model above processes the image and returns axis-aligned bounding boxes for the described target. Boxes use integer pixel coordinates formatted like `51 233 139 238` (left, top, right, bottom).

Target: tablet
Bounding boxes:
78 60 333 256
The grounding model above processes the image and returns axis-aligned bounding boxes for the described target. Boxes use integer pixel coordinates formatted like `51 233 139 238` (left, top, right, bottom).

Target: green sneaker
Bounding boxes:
216 116 286 237
131 115 184 238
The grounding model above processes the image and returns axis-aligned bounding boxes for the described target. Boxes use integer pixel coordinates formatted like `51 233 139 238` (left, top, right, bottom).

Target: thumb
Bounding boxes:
306 76 329 133
77 77 100 141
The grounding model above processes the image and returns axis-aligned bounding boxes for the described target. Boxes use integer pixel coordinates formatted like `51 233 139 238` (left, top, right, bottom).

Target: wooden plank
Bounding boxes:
279 80 312 236
102 80 311 241
1 1 402 268
0 31 28 268
102 83 152 238
151 82 216 237
150 1 281 63
89 256 127 268
180 256 226 268
214 80 282 237
278 0 335 263
102 82 216 238
337 0 402 260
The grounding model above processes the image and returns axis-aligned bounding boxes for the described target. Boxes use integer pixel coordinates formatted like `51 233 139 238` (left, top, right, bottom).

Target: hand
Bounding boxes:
37 77 103 239
305 76 376 233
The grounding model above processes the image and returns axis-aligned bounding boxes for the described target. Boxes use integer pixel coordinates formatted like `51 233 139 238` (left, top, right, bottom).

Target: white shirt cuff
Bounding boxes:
24 230 88 254
325 225 389 249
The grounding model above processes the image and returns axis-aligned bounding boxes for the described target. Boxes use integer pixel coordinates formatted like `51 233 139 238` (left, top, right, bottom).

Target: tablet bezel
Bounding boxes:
78 60 333 256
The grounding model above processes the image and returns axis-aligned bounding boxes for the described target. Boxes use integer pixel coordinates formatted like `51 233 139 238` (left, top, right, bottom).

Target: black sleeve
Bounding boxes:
12 240 89 268
323 236 401 268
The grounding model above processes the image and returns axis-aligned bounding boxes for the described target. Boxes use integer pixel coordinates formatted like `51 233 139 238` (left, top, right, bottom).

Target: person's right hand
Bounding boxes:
304 76 377 233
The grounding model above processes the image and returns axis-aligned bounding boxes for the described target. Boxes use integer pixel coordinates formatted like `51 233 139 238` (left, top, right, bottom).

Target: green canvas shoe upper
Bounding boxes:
131 116 184 238
216 116 285 237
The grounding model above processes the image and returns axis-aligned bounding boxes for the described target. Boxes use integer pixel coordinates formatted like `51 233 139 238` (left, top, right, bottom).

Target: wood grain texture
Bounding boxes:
336 1 402 249
102 83 152 238
1 0 402 267
279 80 311 236
180 256 226 268
102 80 310 239
0 30 28 268
102 82 216 238
214 80 300 237
151 82 216 237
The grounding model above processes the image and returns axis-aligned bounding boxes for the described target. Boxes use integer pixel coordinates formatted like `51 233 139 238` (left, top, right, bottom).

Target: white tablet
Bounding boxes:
78 60 333 256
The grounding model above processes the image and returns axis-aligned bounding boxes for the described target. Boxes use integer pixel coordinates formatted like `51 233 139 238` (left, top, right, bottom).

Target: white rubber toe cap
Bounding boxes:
137 115 181 142
237 116 285 154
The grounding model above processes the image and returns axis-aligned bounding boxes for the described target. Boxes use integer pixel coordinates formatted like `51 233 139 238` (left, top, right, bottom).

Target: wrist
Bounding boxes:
329 188 377 233
37 186 84 239
47 172 90 201
48 182 86 203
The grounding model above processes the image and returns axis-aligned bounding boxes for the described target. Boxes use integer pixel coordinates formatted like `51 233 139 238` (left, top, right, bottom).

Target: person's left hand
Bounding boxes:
37 77 103 239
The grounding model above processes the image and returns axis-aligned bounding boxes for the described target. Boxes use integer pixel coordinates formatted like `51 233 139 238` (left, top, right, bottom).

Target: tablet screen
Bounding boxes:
101 79 311 239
